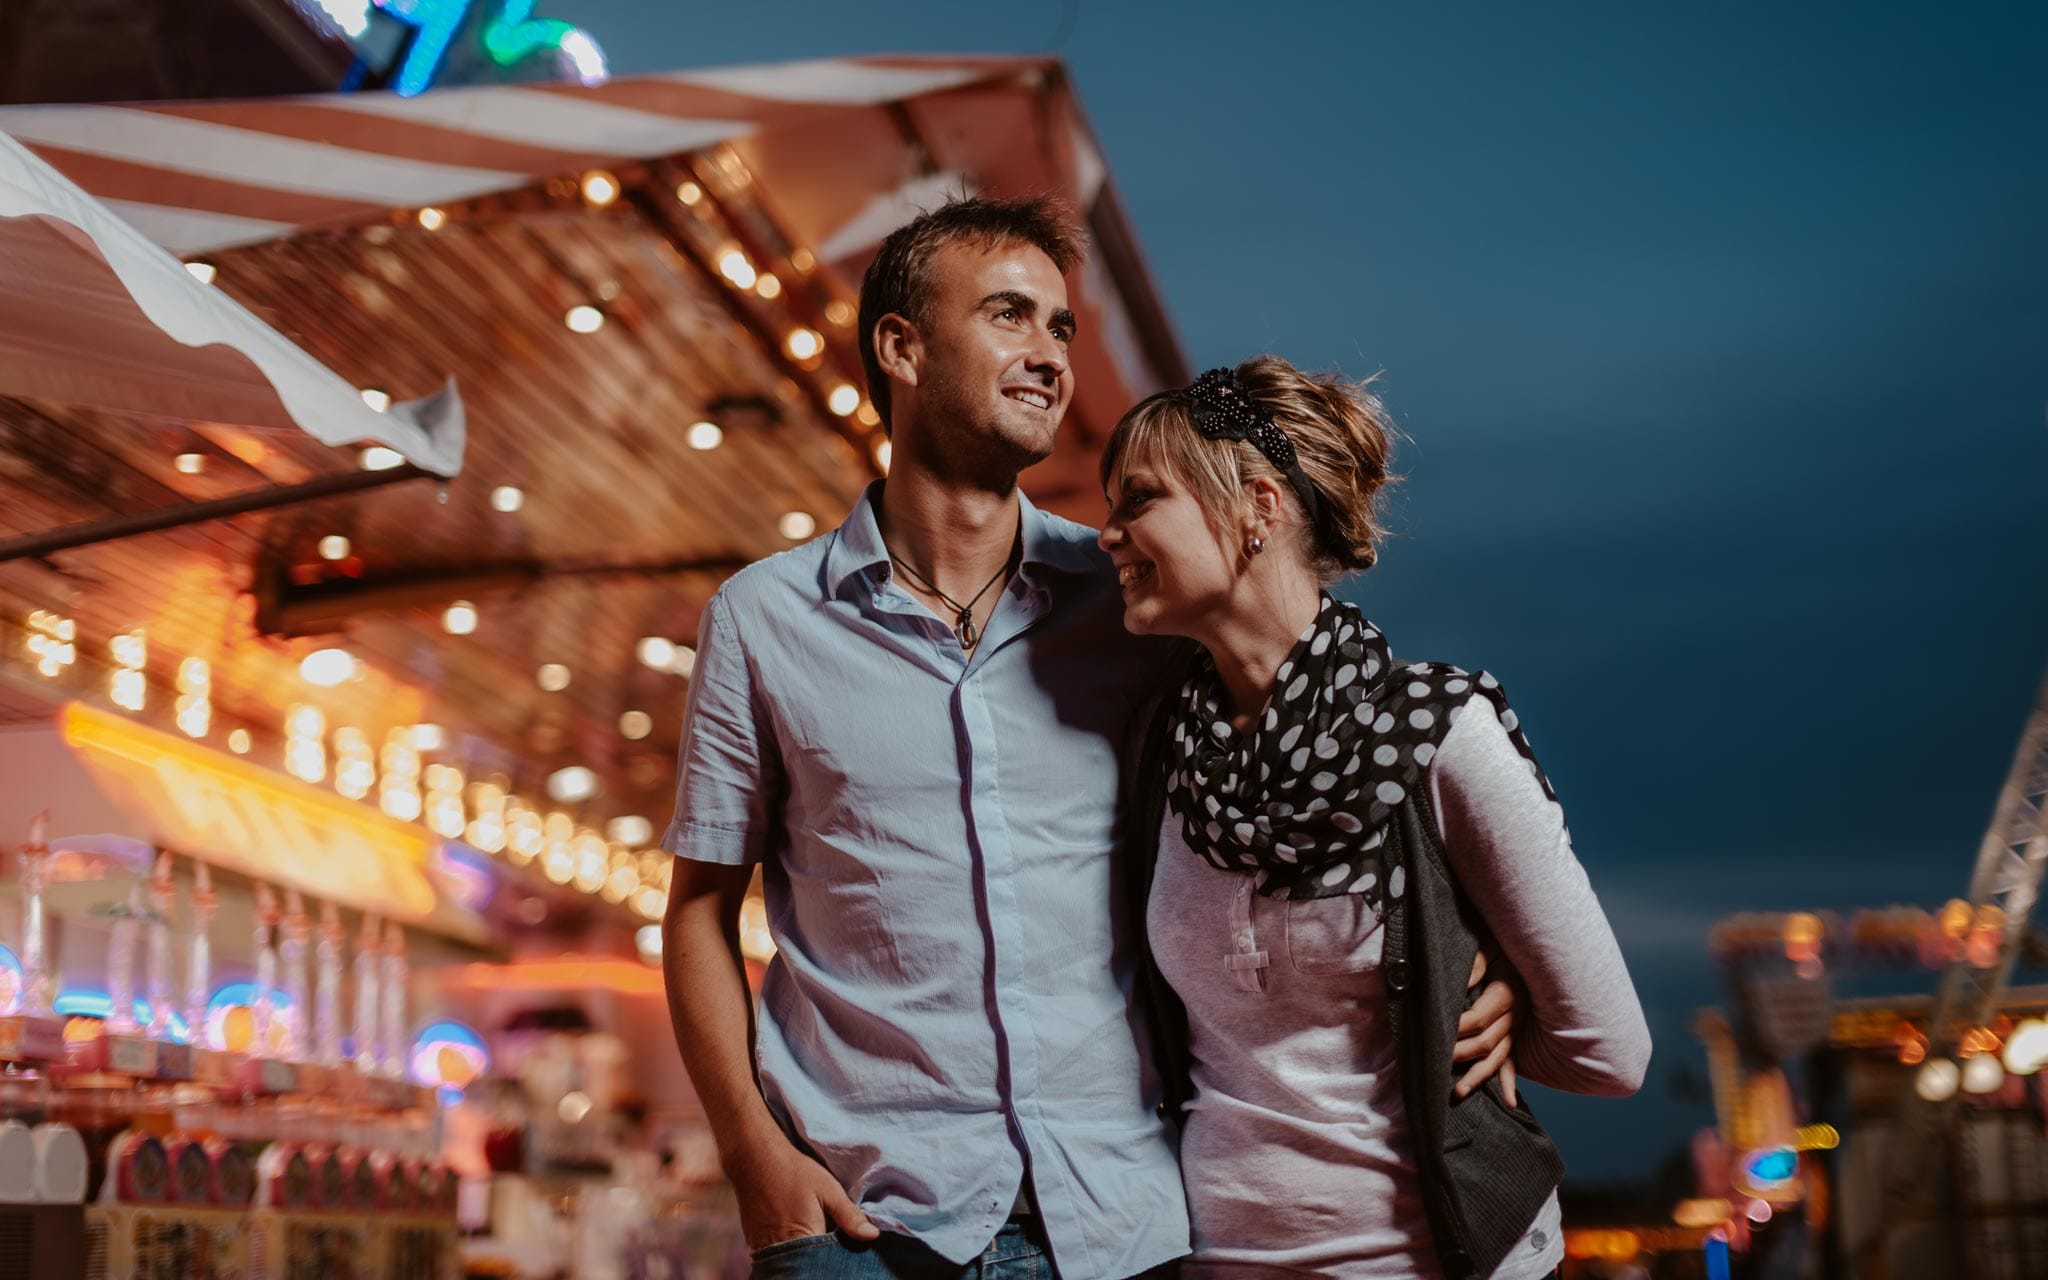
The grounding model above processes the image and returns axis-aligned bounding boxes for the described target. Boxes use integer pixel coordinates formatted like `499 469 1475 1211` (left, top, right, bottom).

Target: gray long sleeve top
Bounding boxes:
1147 696 1651 1279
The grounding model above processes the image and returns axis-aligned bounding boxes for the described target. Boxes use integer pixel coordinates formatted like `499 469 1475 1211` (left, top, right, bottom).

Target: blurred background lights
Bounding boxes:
565 305 604 334
300 647 354 687
558 1090 593 1124
490 485 525 513
204 982 293 1054
778 511 816 540
2003 1018 2048 1075
442 600 478 635
536 663 571 692
183 261 216 284
636 636 675 670
0 944 21 1016
828 384 861 416
416 206 446 231
618 709 653 740
317 534 351 561
755 272 782 299
409 1019 489 1098
580 169 619 206
606 815 653 846
784 327 823 361
635 924 663 964
675 181 702 205
360 388 392 412
1915 1057 1960 1102
361 446 404 471
1962 1052 2006 1094
546 766 597 803
685 420 724 450
173 452 206 475
717 248 756 290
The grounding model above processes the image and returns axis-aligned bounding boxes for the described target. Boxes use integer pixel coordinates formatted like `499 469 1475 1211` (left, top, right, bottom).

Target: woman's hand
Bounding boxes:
1453 949 1520 1105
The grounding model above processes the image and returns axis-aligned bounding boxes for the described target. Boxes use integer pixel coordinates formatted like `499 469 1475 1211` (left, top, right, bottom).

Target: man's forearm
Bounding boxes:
661 867 787 1162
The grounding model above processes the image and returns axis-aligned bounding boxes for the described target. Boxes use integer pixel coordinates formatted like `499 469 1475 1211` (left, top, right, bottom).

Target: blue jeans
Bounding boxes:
748 1221 1179 1280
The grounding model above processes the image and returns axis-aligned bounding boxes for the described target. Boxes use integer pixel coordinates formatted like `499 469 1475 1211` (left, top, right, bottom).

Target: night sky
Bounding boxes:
546 1 2048 1180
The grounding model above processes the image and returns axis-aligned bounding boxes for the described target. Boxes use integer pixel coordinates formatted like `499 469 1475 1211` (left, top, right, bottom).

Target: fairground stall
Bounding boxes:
1 55 1184 1279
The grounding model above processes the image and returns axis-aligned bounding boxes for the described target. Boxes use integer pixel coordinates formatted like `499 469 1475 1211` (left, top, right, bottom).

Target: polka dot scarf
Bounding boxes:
1166 594 1557 903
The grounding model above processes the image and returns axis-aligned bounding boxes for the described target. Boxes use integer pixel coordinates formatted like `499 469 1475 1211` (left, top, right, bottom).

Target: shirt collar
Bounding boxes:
824 479 1098 598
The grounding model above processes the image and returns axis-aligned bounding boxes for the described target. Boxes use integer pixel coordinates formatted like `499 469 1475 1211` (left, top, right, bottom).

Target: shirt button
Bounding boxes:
1531 1230 1547 1250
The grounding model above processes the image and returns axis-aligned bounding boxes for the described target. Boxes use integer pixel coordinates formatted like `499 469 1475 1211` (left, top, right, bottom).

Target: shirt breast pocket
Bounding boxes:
1285 892 1384 976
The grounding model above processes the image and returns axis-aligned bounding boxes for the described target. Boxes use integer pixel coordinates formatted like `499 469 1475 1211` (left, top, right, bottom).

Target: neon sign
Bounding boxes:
373 0 609 97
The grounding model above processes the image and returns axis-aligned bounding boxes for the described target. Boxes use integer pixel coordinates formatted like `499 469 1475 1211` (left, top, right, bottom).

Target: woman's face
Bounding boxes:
1099 451 1241 638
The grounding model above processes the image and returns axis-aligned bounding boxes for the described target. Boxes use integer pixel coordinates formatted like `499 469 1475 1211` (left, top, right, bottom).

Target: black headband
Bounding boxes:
1181 367 1330 545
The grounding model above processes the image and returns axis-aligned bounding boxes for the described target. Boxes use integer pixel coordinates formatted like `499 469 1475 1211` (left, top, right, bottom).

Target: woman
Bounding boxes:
1099 358 1650 1280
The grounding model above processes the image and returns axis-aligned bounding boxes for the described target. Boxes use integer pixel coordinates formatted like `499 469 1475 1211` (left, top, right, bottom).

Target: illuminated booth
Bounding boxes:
2 50 1184 1280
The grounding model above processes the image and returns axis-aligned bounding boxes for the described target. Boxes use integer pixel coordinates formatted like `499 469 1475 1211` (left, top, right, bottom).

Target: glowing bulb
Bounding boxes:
825 300 855 327
618 710 653 740
606 815 654 846
227 729 252 754
173 452 206 475
686 420 724 450
360 388 392 413
442 600 478 635
361 446 404 471
636 637 676 670
635 924 663 963
537 663 572 692
547 767 597 804
717 249 757 290
184 261 217 285
566 305 604 334
873 438 892 472
784 328 823 361
1962 1053 2005 1094
318 534 351 561
778 511 817 541
856 400 881 427
408 723 445 752
828 384 861 416
755 272 782 299
2003 1019 2048 1075
1915 1057 1960 1101
580 170 619 206
490 485 525 513
300 648 354 687
676 181 702 206
417 207 446 231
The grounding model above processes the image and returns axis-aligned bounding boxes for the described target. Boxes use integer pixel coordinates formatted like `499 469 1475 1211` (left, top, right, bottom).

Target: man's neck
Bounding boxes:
874 458 1022 598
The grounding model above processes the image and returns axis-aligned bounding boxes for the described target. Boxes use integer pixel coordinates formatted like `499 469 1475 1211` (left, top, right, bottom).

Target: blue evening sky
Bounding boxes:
544 1 2048 1179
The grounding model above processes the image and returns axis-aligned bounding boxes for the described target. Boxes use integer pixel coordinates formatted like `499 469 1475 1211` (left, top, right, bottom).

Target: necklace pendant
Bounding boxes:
957 609 978 649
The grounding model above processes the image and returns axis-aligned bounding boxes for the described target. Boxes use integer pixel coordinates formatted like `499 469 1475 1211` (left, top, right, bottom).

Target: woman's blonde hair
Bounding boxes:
1100 355 1398 581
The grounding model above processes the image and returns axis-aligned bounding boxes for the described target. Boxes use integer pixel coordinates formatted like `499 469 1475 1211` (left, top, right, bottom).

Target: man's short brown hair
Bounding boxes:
857 196 1084 430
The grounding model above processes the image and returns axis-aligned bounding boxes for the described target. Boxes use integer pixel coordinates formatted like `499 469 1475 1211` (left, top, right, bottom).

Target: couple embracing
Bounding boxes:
659 197 1649 1280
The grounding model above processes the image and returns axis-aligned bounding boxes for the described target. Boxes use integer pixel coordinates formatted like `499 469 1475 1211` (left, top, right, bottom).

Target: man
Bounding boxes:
661 197 1516 1280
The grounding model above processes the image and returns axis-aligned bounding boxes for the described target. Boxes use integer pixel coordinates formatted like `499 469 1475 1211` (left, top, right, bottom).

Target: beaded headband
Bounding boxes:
1181 367 1330 546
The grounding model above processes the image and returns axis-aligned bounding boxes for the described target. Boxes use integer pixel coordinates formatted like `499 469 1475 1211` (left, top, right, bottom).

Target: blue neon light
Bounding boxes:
52 989 193 1042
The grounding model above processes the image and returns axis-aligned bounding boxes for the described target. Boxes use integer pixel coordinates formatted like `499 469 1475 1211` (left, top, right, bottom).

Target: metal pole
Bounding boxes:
0 464 433 563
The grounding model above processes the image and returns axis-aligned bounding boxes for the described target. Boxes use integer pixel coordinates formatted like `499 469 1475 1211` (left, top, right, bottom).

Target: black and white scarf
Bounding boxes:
1166 594 1556 904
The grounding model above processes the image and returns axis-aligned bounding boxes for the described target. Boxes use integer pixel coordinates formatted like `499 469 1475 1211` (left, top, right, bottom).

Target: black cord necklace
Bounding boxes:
886 540 1017 649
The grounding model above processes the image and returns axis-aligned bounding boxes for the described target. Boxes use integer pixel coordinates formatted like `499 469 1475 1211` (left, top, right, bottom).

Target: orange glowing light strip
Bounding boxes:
58 701 442 925
453 956 666 998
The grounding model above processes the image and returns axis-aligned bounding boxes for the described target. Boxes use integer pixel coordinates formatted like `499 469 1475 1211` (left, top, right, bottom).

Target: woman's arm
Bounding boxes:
1429 697 1651 1096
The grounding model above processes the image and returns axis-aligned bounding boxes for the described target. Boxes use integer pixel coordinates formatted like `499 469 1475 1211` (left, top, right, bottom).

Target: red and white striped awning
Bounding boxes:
0 55 1182 438
0 129 464 475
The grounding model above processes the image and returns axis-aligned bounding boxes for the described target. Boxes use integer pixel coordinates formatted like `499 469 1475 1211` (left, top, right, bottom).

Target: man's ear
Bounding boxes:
874 313 921 390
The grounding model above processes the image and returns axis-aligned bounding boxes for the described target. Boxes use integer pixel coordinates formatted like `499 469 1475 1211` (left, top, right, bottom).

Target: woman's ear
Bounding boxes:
1245 474 1287 534
874 313 920 389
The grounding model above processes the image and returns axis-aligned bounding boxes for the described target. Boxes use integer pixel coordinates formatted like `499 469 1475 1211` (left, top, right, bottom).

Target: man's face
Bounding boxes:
909 240 1077 471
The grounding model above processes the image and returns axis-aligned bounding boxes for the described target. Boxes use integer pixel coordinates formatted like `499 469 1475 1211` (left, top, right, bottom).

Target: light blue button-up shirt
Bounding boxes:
663 482 1188 1277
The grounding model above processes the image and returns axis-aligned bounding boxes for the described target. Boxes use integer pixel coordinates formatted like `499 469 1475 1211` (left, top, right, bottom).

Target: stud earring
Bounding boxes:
1245 536 1264 557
